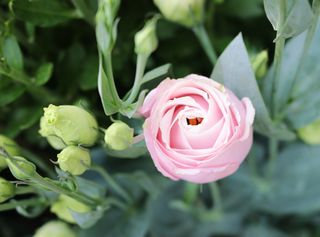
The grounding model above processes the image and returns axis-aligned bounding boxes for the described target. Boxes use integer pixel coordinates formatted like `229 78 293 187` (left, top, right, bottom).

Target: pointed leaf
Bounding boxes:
210 33 295 140
0 83 25 106
2 35 23 71
35 63 54 86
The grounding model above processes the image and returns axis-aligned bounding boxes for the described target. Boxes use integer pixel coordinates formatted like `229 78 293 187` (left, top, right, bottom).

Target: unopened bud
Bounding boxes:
43 105 99 146
298 118 320 145
34 220 77 237
57 146 91 176
104 121 133 150
153 0 205 27
0 177 14 203
39 116 67 150
250 50 268 79
0 135 20 170
134 15 159 55
50 195 91 224
6 156 36 180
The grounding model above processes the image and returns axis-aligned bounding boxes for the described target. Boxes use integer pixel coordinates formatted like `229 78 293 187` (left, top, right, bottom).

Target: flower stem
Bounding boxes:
192 24 218 66
102 197 127 210
70 0 95 26
0 198 50 212
183 181 198 204
90 164 132 203
209 181 222 213
123 53 149 107
266 138 278 179
15 186 38 195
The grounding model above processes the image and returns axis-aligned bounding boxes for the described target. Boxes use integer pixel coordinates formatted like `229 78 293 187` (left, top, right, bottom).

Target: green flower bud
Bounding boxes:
34 220 76 237
6 156 36 180
134 15 159 55
298 118 320 145
39 116 67 150
43 104 99 146
0 135 20 170
0 177 14 203
57 146 91 176
50 195 91 224
104 121 133 150
250 50 268 79
153 0 205 27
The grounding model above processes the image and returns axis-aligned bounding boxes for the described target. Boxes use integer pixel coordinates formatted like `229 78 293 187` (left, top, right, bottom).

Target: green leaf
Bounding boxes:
130 171 161 199
210 33 295 140
264 0 313 41
120 90 147 118
69 206 109 229
35 62 54 86
0 83 25 106
141 63 172 87
79 55 99 90
2 34 24 71
10 0 77 27
256 143 320 214
103 139 148 159
13 198 48 218
241 225 290 237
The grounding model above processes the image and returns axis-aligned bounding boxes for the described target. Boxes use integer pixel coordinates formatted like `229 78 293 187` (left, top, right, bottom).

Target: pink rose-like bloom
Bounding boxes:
138 74 255 183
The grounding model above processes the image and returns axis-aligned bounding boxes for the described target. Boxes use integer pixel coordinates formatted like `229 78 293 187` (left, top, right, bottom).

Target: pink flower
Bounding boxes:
138 74 255 183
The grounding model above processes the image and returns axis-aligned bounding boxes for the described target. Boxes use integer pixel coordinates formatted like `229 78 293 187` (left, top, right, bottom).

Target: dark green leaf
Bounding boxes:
79 55 99 90
210 33 295 140
2 34 23 71
0 83 25 106
10 0 77 27
69 206 109 229
35 62 53 86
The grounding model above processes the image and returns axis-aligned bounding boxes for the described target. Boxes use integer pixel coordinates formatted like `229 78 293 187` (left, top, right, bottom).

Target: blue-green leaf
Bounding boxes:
69 206 109 229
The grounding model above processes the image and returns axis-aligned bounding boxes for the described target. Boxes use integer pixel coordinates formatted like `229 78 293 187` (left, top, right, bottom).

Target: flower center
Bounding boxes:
186 117 203 126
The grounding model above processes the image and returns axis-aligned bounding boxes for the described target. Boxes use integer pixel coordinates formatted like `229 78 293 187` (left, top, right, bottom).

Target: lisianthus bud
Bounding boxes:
43 104 99 146
57 146 91 176
153 0 205 27
0 135 20 170
34 220 76 237
104 121 133 150
39 116 67 150
0 177 14 203
250 50 268 79
134 15 159 55
6 156 36 180
298 118 320 145
50 195 91 224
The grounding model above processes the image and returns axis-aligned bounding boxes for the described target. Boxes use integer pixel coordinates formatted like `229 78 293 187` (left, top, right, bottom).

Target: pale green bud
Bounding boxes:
250 50 268 79
6 156 36 180
39 116 67 150
153 0 205 27
57 146 91 176
104 121 133 150
0 177 14 203
34 220 76 237
0 134 20 170
134 15 159 55
43 104 99 146
50 195 91 224
298 118 320 145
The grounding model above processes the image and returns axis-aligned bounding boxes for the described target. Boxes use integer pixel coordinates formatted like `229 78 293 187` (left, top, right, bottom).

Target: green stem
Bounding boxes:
286 0 320 104
183 181 198 204
0 198 50 212
15 186 38 195
272 37 285 119
21 148 56 178
0 62 32 86
266 138 278 179
103 53 122 108
70 0 95 26
102 197 127 210
91 164 132 203
209 181 222 213
192 24 218 66
248 146 259 178
123 53 148 107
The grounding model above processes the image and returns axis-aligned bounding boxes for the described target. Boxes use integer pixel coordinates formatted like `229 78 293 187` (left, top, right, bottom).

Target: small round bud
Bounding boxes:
0 177 14 203
34 220 76 237
43 104 99 146
104 121 133 150
57 146 91 176
134 15 159 55
6 156 36 180
298 118 320 145
0 135 20 170
250 50 268 79
153 0 205 27
39 116 67 150
50 195 91 224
